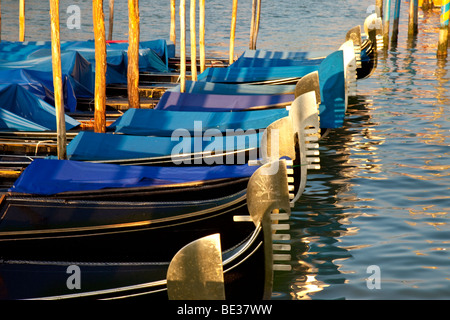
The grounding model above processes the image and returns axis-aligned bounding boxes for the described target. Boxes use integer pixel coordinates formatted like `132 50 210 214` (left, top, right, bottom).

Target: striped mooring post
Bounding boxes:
391 0 402 46
383 0 391 49
437 0 450 57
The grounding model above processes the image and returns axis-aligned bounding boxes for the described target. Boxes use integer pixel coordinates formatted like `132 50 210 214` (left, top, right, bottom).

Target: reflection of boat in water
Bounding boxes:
278 94 384 300
0 159 293 300
419 0 443 9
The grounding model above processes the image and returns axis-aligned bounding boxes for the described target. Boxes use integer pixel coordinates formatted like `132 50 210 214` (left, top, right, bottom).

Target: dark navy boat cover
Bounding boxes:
9 159 258 195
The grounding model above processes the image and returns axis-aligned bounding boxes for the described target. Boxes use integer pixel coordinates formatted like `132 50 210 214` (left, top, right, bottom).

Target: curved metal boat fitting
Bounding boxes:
167 233 226 300
246 159 292 299
253 90 320 205
346 25 362 68
288 91 321 201
339 40 358 98
364 13 383 51
294 71 321 104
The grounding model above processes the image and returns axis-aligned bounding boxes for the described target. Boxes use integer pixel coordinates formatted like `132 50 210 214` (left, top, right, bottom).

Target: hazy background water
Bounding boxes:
1 0 448 300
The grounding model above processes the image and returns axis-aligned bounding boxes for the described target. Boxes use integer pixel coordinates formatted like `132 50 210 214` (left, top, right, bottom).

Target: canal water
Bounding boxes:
1 0 448 300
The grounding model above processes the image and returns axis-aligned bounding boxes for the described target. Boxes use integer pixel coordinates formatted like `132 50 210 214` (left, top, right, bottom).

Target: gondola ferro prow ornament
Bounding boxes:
167 233 226 300
364 13 383 51
245 159 292 299
167 159 291 300
339 40 358 99
253 91 320 204
346 25 362 68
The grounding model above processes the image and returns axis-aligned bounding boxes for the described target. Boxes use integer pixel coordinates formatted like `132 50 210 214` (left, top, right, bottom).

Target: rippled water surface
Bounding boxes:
1 0 448 300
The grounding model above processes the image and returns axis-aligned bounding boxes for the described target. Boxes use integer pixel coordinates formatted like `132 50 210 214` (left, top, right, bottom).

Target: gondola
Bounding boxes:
158 48 348 131
0 159 292 300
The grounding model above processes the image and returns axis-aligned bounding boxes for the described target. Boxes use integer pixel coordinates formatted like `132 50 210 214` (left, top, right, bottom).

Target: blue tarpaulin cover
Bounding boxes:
10 159 258 195
0 40 169 112
66 131 263 161
230 49 327 68
168 80 296 95
0 84 79 131
191 51 345 128
154 91 294 111
109 108 288 136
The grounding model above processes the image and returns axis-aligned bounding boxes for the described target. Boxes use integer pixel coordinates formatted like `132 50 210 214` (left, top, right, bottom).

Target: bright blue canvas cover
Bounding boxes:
0 84 79 131
168 80 295 95
0 108 49 131
10 159 258 195
154 91 294 111
109 108 288 136
66 131 263 161
0 51 90 112
197 64 320 83
0 40 169 111
239 49 330 60
193 51 345 128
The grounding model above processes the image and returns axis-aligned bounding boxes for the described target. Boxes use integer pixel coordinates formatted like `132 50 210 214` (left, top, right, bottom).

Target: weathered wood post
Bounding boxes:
229 0 238 64
199 0 206 73
250 0 256 49
93 0 107 133
391 0 401 46
170 0 176 44
437 0 450 57
253 0 261 50
19 0 25 41
376 0 384 18
190 0 197 81
383 0 391 49
49 0 67 159
108 0 114 41
180 0 186 92
128 0 140 109
250 0 261 50
408 0 419 37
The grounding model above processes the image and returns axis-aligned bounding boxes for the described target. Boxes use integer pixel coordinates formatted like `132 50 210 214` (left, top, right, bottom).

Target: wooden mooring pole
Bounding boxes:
180 0 186 92
108 0 114 41
190 0 197 81
128 0 140 108
199 0 206 73
383 0 391 49
229 0 238 64
391 0 401 46
376 0 384 18
408 0 419 37
437 0 450 57
19 0 25 41
49 0 67 159
249 0 261 50
93 0 107 133
170 0 176 44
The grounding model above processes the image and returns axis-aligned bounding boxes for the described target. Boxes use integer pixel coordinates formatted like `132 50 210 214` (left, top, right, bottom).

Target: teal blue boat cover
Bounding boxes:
0 84 79 131
10 159 258 195
67 131 263 161
168 80 296 95
192 51 345 128
109 108 288 136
